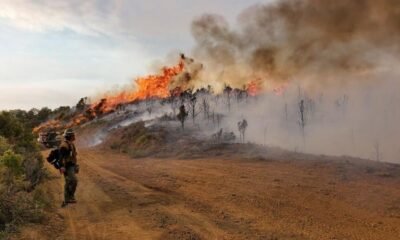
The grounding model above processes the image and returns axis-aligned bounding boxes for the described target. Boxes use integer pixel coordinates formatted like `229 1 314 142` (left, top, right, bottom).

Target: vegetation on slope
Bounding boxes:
0 110 49 238
104 121 166 158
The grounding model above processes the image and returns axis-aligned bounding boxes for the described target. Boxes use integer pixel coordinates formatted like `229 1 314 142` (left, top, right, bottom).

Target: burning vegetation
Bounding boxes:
34 53 265 135
13 1 400 239
34 0 400 163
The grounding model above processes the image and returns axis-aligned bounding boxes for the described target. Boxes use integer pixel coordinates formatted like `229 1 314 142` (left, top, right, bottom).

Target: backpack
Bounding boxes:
46 148 62 169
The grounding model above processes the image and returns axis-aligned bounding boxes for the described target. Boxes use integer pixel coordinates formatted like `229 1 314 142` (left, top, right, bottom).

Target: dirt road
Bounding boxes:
17 148 400 240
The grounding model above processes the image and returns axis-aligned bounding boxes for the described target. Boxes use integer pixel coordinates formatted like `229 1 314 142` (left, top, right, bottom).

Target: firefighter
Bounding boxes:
59 128 79 207
177 104 188 129
238 119 248 143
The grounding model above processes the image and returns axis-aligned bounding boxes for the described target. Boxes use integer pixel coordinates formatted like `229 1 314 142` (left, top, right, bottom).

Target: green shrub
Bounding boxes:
0 110 48 238
23 152 44 188
9 193 44 225
0 150 24 177
0 137 11 156
0 189 45 234
135 134 152 146
32 187 51 209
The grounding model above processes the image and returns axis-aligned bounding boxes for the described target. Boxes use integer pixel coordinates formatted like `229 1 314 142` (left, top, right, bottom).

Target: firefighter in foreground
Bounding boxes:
59 129 79 207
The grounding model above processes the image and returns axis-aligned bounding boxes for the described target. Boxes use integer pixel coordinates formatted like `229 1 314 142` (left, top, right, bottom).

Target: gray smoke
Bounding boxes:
191 0 400 89
178 0 400 163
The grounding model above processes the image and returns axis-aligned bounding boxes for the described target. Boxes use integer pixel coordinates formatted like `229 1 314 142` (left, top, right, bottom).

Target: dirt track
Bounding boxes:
17 148 400 240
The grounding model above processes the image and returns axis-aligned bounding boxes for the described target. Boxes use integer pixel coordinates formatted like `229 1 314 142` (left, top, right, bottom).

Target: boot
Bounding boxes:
61 201 68 208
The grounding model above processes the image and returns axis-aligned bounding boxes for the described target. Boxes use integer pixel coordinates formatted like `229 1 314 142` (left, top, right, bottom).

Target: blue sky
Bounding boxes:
0 0 268 110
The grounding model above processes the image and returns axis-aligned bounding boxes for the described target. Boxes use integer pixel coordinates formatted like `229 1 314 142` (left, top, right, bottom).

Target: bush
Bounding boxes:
0 110 48 237
23 152 44 188
135 134 155 146
0 188 45 233
0 137 11 156
0 150 24 178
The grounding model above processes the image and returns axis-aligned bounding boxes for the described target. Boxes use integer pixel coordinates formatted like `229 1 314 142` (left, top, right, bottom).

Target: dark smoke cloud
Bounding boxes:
191 0 400 88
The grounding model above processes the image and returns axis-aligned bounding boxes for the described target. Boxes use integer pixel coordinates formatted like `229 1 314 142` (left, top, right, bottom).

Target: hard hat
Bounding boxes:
63 128 75 138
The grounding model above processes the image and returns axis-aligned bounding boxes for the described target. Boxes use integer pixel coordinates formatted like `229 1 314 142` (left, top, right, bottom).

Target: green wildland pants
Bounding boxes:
64 165 78 202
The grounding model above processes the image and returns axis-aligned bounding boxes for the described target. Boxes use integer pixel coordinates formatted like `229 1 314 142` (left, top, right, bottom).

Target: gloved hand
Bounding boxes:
60 167 66 174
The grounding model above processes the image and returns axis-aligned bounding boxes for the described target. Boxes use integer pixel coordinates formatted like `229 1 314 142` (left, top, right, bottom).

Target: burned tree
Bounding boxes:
224 85 233 112
299 99 305 130
202 98 210 120
234 88 248 103
76 97 88 112
211 111 223 128
188 94 200 124
196 86 212 121
94 98 107 117
168 95 179 116
298 99 307 143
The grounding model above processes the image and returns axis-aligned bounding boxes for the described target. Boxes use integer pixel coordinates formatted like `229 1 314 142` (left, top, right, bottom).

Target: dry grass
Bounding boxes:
101 121 166 158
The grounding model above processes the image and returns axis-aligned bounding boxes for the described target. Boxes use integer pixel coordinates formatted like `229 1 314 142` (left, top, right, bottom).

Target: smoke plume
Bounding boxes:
191 0 400 90
179 0 400 163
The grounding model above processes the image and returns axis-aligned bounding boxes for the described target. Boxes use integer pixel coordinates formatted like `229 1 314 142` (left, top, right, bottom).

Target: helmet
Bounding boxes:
63 129 75 139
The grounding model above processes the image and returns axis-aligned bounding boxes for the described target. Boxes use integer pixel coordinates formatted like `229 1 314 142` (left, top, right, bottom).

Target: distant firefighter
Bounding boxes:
212 128 223 143
177 104 188 129
238 119 248 143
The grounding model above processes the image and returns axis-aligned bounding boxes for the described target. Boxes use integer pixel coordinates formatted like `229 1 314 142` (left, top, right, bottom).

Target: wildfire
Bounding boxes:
33 119 63 133
246 78 288 97
34 55 288 135
90 60 185 113
247 78 262 96
33 58 185 134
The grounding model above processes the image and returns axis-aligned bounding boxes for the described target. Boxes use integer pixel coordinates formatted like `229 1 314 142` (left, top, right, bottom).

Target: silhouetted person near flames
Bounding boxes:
177 104 188 129
238 119 248 143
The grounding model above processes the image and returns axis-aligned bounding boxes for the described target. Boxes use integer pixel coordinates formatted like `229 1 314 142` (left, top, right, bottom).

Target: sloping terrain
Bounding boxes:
14 141 400 239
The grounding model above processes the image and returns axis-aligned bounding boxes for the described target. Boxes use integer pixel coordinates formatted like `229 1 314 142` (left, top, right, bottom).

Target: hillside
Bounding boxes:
14 118 400 240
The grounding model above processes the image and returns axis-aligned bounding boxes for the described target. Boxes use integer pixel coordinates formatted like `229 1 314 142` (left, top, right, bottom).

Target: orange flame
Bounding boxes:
247 78 288 96
90 60 184 114
33 119 63 133
33 60 185 134
34 58 290 135
247 78 262 96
